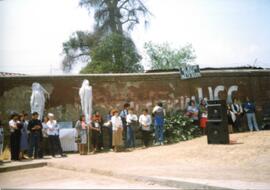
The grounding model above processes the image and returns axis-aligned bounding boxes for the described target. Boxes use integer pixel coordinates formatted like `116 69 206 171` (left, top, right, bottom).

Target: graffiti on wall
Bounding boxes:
197 85 238 103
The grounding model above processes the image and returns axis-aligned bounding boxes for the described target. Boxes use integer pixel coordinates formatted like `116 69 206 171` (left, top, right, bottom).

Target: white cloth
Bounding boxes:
139 114 152 131
46 120 59 136
42 122 49 137
59 128 78 152
30 83 47 120
111 116 123 131
231 103 243 114
126 114 138 124
79 79 93 124
9 120 17 133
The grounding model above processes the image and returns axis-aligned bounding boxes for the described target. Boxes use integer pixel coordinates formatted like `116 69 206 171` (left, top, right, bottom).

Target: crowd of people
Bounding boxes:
185 96 260 135
5 112 66 161
0 96 261 161
74 102 165 154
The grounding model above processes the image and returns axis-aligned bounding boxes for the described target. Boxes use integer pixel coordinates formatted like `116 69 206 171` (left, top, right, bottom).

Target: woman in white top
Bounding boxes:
139 109 152 147
46 113 64 157
231 98 243 132
111 110 123 152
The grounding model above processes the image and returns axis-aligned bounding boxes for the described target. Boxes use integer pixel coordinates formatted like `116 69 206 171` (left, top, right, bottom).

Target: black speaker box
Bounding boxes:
207 100 229 144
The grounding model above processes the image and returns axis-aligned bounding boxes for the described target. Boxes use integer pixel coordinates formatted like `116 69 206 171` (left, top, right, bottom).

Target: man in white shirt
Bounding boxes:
126 108 138 149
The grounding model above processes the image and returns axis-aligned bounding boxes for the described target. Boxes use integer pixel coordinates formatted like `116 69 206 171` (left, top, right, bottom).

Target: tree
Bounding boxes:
80 33 143 73
144 42 196 70
62 0 150 73
62 31 101 72
79 0 150 35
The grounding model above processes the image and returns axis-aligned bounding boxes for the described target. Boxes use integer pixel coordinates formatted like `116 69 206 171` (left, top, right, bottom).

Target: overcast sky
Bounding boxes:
1 0 270 75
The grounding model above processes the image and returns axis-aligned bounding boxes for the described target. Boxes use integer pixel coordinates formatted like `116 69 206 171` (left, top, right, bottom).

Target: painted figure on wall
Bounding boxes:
79 79 92 124
30 83 49 120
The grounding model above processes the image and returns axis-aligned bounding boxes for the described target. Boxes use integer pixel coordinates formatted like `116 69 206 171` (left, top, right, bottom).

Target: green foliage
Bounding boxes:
80 33 143 73
144 42 196 70
62 0 151 73
164 111 201 143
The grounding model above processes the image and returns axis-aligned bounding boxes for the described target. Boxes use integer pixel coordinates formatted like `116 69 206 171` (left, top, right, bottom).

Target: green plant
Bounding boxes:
164 111 201 143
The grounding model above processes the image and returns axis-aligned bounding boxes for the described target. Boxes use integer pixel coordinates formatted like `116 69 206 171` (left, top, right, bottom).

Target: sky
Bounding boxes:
0 0 270 75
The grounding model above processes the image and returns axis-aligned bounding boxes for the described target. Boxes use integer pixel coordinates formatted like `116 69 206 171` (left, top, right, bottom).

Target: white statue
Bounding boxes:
79 79 92 124
30 82 49 120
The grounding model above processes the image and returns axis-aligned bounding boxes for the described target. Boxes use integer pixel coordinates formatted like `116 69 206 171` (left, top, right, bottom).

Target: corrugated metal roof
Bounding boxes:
0 72 26 77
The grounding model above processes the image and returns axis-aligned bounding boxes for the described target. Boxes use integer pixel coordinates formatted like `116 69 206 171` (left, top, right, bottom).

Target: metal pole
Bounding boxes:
87 124 90 154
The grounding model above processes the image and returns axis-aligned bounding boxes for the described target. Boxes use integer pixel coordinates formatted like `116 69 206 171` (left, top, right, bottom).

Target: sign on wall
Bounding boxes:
179 65 201 79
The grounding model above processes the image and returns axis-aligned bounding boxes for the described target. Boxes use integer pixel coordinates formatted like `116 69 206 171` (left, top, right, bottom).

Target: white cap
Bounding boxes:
48 113 54 117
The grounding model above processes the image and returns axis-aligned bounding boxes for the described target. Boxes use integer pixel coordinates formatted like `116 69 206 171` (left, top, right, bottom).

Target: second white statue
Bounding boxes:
79 79 92 124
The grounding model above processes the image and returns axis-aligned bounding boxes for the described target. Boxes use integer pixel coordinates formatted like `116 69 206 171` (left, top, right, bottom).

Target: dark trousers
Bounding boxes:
38 137 50 158
98 127 104 149
108 126 113 149
127 126 135 148
48 135 63 156
141 130 150 147
28 132 40 158
10 130 21 160
233 115 242 132
91 130 100 149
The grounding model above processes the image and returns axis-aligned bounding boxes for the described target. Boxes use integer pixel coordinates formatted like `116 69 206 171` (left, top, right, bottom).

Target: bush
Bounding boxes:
164 111 202 143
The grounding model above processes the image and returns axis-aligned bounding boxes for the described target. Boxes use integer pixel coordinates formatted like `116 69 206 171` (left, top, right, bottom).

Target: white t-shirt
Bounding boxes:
46 120 59 136
9 120 17 133
139 114 152 131
111 116 123 131
126 114 138 125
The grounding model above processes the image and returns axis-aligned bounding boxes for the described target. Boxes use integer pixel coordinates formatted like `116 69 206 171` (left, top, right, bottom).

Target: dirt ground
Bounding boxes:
47 131 270 188
0 167 169 189
1 131 269 189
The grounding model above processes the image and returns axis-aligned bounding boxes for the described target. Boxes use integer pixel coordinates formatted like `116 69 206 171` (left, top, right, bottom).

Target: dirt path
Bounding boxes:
47 131 270 188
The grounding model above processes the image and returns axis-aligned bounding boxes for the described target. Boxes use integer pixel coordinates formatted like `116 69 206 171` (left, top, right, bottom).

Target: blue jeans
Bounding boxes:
28 132 40 158
154 125 164 143
126 126 135 148
246 113 259 131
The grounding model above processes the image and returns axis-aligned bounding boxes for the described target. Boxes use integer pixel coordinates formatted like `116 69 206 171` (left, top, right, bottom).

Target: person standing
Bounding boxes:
139 109 152 148
28 112 42 159
47 113 64 157
126 108 138 149
91 112 102 153
231 98 243 132
0 114 4 155
227 104 236 134
199 99 208 135
152 102 165 146
111 110 123 152
243 97 259 132
18 114 29 159
41 116 50 156
75 115 89 155
9 113 21 161
103 110 113 150
120 103 130 148
186 100 199 126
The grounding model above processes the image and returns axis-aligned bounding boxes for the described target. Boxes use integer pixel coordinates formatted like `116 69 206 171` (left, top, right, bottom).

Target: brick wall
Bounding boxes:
0 70 270 123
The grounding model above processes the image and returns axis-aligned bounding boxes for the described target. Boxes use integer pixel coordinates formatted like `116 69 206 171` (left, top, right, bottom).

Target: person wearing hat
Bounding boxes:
27 112 42 159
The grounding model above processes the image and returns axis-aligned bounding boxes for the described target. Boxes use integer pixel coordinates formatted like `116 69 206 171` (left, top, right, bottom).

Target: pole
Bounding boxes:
87 124 90 154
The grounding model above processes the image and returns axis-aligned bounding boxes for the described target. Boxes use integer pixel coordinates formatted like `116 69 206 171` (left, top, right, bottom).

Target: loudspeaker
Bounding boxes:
207 100 229 144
